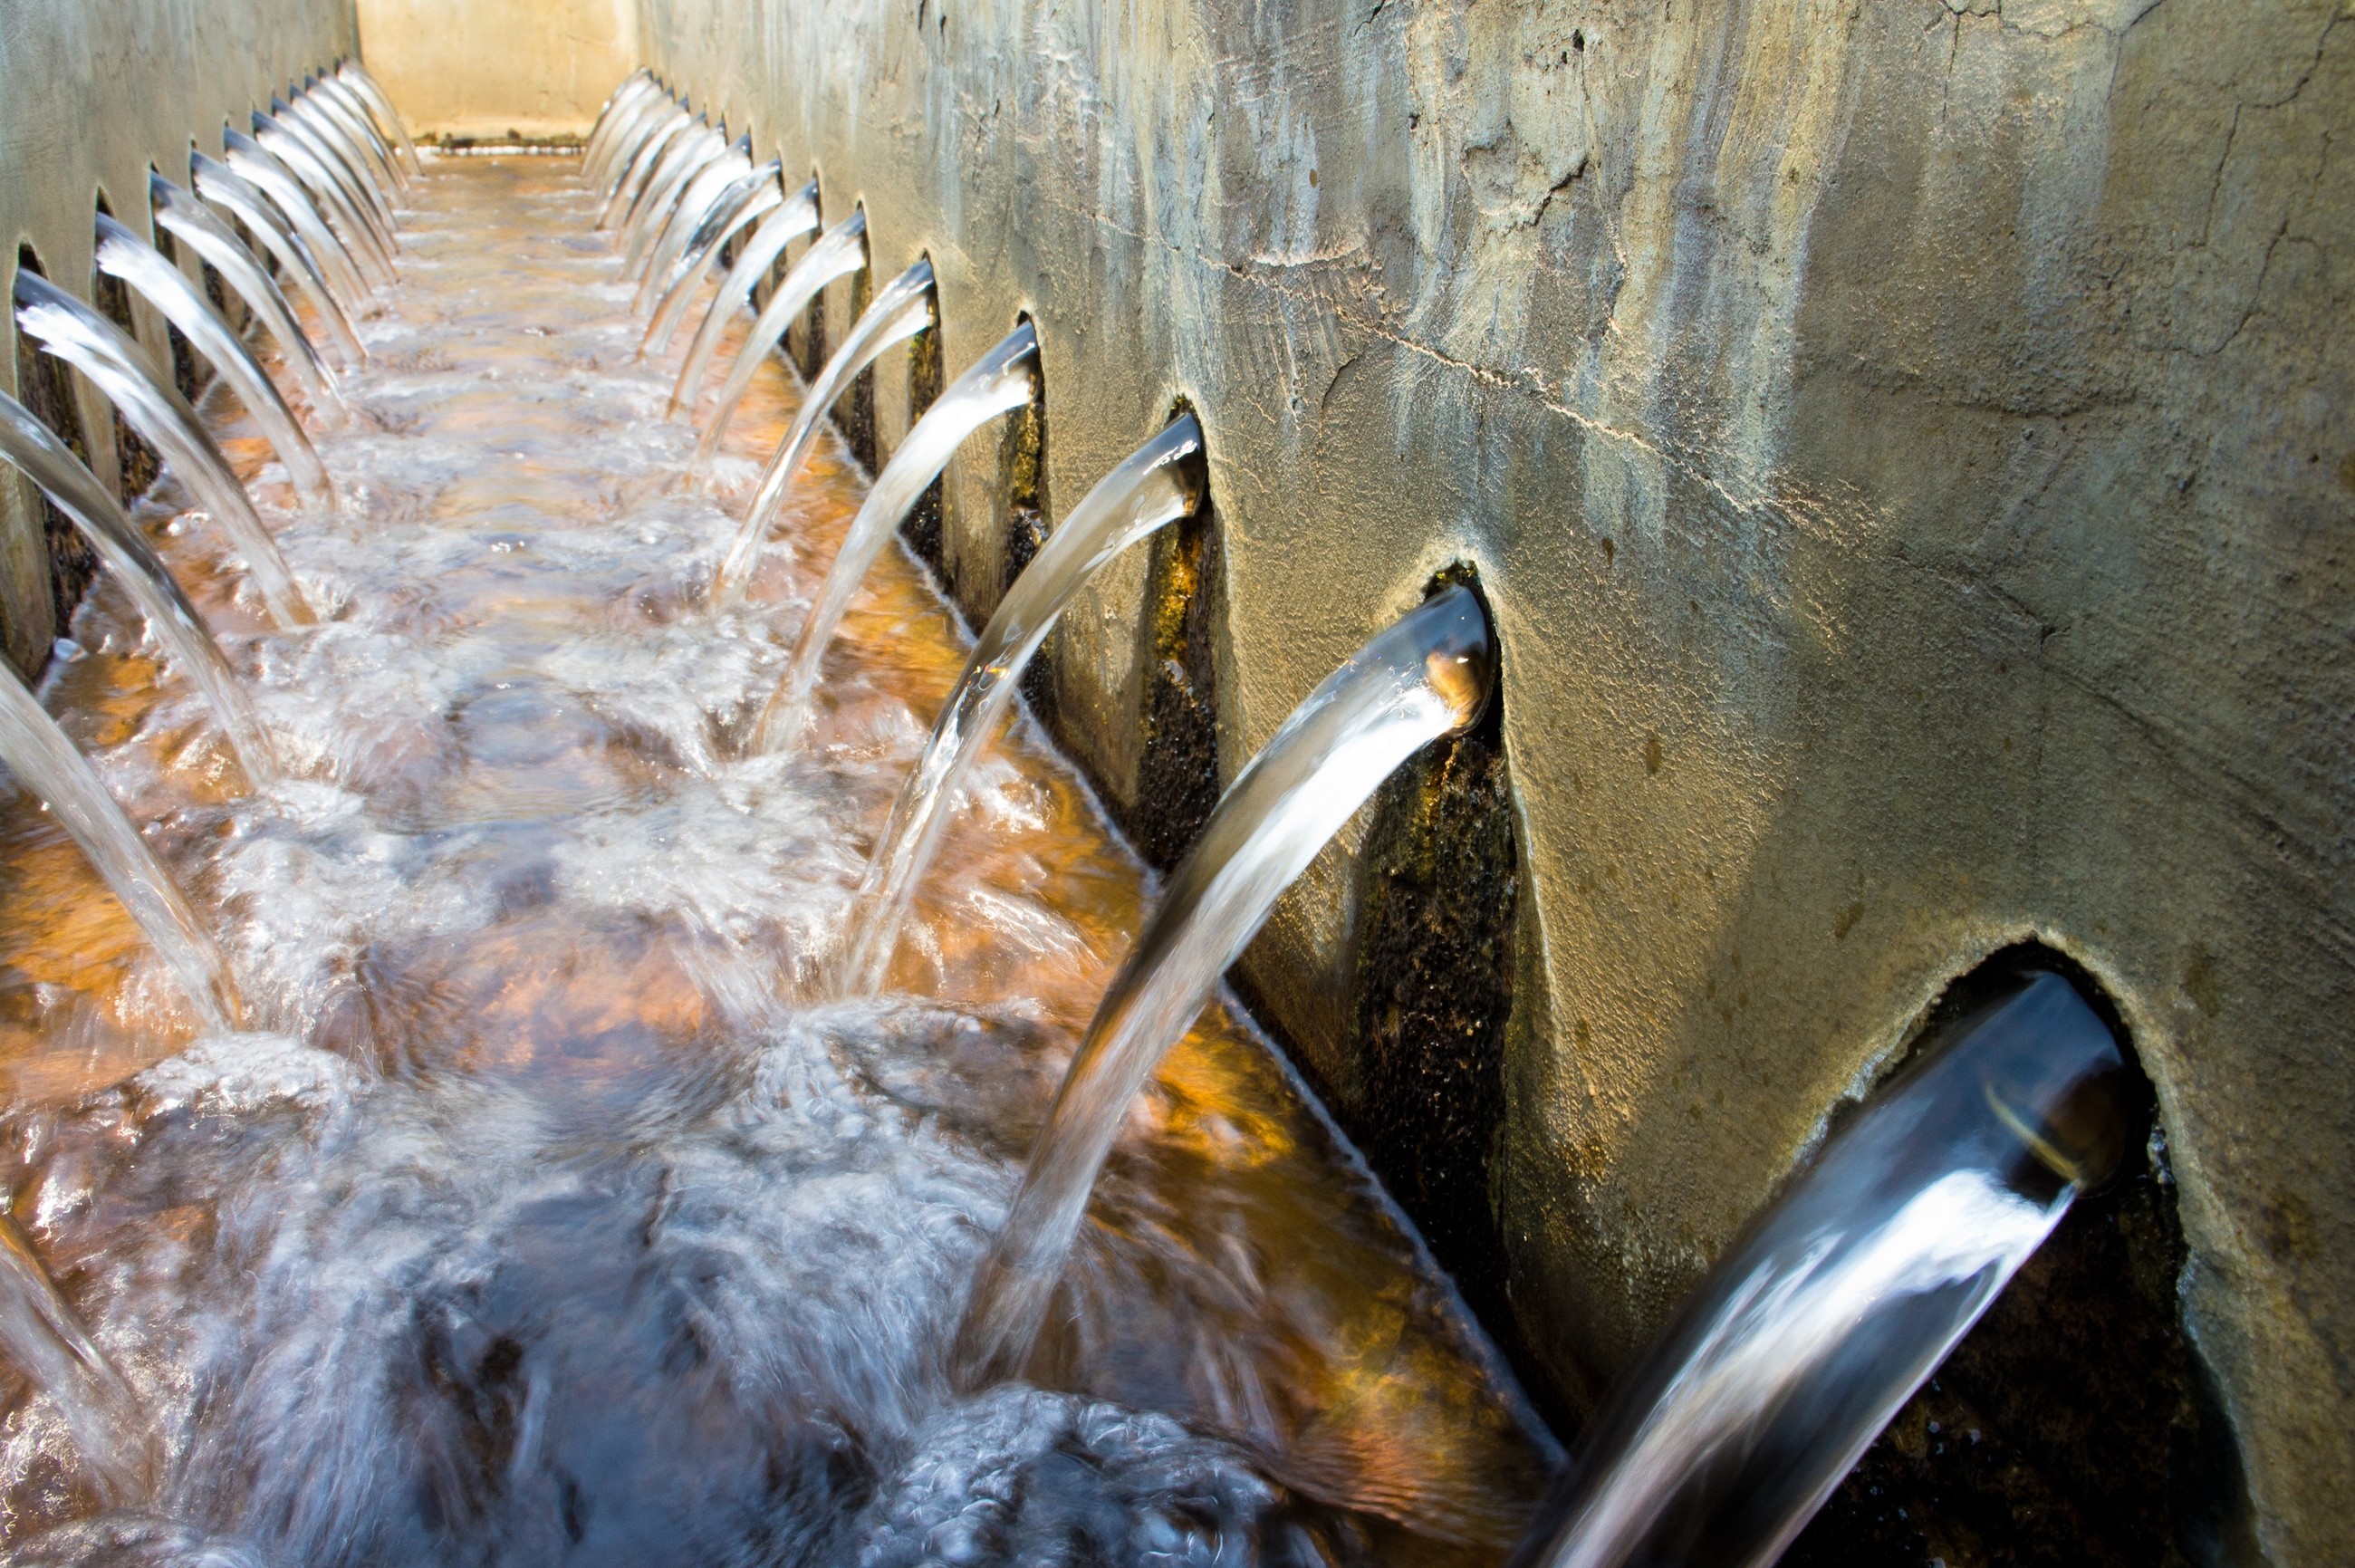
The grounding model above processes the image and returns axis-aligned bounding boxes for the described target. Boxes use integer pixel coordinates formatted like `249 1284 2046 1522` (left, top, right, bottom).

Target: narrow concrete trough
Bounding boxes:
0 2 2345 1564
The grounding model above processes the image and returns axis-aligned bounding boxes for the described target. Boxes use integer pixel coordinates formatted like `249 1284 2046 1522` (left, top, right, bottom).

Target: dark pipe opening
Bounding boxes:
87 196 163 504
1335 563 1538 1396
786 201 851 402
897 255 947 585
837 260 880 475
1785 944 2256 1568
11 245 100 649
993 315 1048 611
1120 397 1219 872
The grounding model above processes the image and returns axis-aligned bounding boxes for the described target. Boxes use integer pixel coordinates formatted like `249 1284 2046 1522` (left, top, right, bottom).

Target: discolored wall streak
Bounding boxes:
655 0 2349 1557
355 0 638 142
0 0 361 672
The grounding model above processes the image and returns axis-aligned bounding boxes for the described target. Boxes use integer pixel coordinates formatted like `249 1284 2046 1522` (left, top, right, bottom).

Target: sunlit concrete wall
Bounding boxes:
355 0 637 140
633 2 2351 1557
0 0 361 671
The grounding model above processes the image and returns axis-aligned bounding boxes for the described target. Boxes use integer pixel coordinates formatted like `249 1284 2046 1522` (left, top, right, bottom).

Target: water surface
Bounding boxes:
0 158 1551 1567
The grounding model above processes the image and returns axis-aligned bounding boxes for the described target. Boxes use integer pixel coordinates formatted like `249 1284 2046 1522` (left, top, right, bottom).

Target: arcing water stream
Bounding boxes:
0 153 1553 1565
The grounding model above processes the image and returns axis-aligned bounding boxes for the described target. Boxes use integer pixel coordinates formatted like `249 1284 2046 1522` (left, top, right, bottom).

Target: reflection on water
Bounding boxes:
0 159 1551 1565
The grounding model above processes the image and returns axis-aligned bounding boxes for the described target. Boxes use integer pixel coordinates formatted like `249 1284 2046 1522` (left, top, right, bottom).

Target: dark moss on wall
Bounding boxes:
995 356 1046 601
994 343 1049 707
1123 461 1220 872
1324 567 1535 1394
13 246 99 644
838 256 878 475
1785 950 2254 1568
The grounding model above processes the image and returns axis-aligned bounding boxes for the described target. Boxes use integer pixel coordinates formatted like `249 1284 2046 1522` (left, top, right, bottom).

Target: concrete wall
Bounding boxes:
630 2 2352 1559
355 0 636 140
0 0 362 670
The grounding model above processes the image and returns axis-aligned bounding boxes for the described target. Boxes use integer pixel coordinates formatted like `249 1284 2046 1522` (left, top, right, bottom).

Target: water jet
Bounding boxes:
14 272 313 627
188 153 367 363
93 215 334 512
839 409 1205 992
682 208 861 446
664 179 818 409
149 172 346 416
953 582 1496 1385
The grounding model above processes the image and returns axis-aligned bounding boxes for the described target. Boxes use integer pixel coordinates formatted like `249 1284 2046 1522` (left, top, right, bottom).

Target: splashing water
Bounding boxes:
0 650 242 1034
839 413 1200 993
955 584 1497 1387
682 210 863 443
93 215 333 513
1509 971 2131 1568
0 157 1551 1568
0 394 275 785
12 274 312 628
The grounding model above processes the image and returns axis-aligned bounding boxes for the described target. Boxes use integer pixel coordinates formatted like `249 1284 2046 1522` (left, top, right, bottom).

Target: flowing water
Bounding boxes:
187 155 368 366
146 177 344 420
0 156 1552 1566
249 117 394 285
666 184 818 410
630 148 756 305
0 646 243 1038
0 1212 151 1509
732 259 935 555
218 135 371 306
11 275 312 629
955 586 1496 1388
598 108 687 227
619 125 722 255
839 411 1199 996
1511 971 2130 1568
730 321 1036 713
640 166 785 354
683 212 863 443
0 395 274 786
93 216 333 512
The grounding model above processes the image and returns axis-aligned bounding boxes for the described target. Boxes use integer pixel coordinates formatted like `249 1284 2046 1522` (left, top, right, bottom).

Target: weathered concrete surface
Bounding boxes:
634 2 2353 1556
357 0 636 140
0 0 2331 1552
0 0 360 671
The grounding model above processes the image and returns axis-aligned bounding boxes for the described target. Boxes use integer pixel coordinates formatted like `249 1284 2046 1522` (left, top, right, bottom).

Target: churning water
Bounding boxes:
0 158 1552 1566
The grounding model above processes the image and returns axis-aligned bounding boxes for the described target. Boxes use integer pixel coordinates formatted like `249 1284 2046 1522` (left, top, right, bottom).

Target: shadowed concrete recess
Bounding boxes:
617 2 2352 1559
0 0 360 671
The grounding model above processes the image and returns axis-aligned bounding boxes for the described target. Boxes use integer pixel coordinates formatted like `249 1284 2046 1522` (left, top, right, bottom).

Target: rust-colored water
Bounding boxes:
0 158 1553 1565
